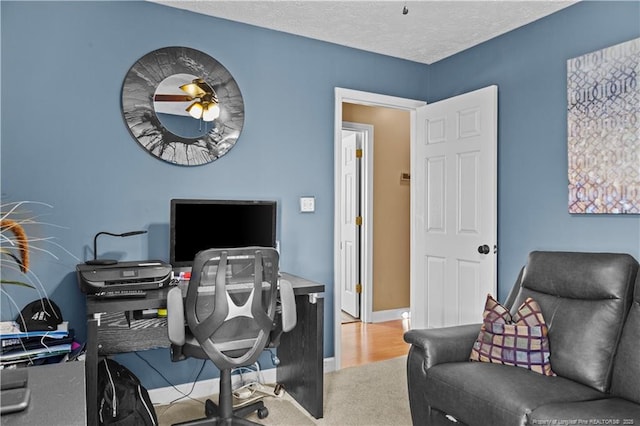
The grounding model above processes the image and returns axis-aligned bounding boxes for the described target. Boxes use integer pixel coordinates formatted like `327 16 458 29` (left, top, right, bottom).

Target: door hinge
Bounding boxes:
356 149 363 158
355 216 363 226
355 283 362 293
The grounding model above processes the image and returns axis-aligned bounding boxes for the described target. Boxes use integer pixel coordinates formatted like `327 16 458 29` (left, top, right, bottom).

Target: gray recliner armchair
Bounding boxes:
167 247 296 425
404 251 640 425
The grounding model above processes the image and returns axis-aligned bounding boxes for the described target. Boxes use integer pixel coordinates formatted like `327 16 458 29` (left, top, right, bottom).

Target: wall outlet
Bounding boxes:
300 196 315 213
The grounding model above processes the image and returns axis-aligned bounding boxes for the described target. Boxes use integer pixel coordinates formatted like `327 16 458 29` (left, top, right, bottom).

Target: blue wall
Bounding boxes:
428 1 640 301
2 0 639 390
0 1 427 388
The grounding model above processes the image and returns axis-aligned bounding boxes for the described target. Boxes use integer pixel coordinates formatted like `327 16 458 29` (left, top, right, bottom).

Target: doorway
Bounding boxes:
333 88 426 371
333 86 498 371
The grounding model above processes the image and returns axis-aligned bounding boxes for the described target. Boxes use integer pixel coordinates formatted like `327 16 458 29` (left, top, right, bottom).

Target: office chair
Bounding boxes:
167 247 297 425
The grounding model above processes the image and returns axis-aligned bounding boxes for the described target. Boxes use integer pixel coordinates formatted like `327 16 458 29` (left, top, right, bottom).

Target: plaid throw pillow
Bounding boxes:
469 294 555 376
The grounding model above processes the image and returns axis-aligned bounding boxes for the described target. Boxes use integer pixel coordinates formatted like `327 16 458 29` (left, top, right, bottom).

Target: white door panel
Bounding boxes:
411 85 497 329
340 130 360 318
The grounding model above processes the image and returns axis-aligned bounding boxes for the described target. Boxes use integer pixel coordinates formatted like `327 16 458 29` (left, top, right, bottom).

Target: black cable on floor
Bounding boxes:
134 351 207 405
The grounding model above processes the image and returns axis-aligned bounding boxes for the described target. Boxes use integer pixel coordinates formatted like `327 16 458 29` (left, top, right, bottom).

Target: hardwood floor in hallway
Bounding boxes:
340 318 411 369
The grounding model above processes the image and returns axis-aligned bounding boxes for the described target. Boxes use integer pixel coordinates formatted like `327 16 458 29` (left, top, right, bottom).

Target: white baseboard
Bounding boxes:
323 357 336 373
370 308 409 323
149 357 337 405
148 368 278 405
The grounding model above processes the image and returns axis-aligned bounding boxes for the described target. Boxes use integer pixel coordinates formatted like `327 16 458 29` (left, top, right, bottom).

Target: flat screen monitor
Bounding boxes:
170 199 277 267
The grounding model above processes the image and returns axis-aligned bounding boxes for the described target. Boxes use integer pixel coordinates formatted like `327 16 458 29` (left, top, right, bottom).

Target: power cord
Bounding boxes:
230 362 284 405
134 352 207 405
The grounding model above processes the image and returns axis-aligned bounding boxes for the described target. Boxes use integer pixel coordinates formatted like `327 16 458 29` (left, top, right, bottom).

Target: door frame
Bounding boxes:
333 87 426 371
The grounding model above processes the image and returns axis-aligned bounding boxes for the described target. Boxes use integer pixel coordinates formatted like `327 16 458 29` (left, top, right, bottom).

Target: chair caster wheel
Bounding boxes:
205 399 217 417
257 407 269 419
274 383 284 396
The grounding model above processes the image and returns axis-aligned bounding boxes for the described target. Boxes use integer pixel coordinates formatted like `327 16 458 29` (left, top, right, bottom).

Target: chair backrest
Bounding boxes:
610 272 640 404
185 247 279 370
506 251 638 392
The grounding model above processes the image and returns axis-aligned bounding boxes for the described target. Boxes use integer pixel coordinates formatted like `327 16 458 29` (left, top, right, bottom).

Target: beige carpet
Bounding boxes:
155 356 411 426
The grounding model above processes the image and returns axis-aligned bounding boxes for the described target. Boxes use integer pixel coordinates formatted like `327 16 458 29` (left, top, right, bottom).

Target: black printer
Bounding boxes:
76 261 172 294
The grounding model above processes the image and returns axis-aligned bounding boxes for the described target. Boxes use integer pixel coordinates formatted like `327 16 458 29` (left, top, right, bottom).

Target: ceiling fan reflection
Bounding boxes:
154 78 220 122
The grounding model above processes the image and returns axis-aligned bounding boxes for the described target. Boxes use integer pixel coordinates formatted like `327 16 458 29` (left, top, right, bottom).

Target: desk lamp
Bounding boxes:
85 230 147 265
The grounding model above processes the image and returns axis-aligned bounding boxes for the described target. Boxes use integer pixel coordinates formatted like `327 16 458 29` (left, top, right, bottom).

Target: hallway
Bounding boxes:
340 319 411 369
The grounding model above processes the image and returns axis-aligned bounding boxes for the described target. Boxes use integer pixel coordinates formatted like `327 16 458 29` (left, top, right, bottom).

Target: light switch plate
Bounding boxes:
300 196 315 213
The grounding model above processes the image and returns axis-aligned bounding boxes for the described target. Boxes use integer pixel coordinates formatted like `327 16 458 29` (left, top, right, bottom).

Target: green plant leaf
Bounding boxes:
0 279 35 288
1 252 25 270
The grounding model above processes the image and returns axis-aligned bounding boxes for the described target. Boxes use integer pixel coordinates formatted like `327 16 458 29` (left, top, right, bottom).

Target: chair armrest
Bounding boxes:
279 279 297 332
167 287 185 346
404 323 480 369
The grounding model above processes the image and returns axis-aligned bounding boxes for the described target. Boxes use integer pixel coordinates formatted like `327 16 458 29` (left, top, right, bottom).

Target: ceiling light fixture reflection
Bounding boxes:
180 78 220 122
186 102 204 119
202 103 221 121
185 100 220 121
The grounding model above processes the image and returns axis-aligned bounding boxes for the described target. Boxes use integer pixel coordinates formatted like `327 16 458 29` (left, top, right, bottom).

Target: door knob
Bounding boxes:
477 244 490 255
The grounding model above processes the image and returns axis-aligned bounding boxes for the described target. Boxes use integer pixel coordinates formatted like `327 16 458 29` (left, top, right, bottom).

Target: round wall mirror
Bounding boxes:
121 47 244 166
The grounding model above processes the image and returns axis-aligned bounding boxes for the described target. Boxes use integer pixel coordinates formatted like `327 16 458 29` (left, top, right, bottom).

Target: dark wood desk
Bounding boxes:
84 273 324 425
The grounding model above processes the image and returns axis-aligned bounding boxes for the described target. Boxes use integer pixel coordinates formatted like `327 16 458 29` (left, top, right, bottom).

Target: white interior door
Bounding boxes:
411 85 498 329
340 130 360 318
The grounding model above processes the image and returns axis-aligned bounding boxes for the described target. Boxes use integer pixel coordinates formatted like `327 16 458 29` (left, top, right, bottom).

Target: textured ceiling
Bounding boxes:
151 0 577 64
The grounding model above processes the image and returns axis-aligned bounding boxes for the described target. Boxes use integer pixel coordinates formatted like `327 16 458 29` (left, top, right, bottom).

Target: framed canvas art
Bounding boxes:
567 38 639 214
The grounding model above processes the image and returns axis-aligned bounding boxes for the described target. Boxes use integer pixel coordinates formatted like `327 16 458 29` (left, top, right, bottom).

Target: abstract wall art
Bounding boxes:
567 37 639 214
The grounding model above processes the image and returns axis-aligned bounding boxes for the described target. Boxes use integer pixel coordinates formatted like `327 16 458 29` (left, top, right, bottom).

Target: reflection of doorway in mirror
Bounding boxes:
153 73 217 139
